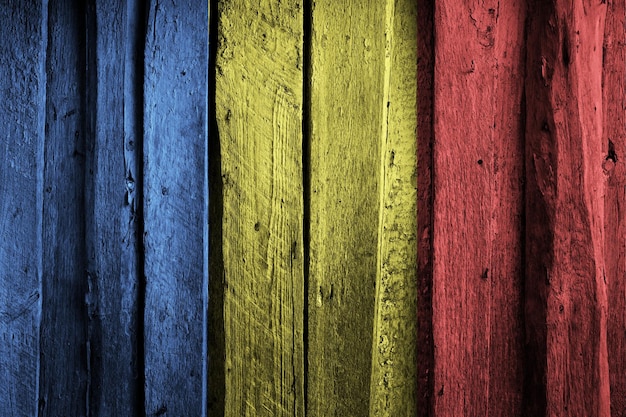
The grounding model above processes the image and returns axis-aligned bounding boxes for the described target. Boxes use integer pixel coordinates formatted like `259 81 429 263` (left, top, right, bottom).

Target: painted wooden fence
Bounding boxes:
419 1 625 416
0 1 416 416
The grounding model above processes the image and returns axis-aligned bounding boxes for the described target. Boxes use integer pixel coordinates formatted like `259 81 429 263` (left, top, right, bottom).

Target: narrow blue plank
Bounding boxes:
39 2 88 415
83 0 143 415
143 1 209 415
0 1 47 416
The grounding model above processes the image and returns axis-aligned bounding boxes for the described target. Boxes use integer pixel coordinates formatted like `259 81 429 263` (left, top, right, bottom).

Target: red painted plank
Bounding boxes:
524 1 610 416
603 1 626 416
432 1 526 415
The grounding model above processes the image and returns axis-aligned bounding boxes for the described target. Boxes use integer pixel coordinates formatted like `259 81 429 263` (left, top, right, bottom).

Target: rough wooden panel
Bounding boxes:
143 1 209 415
417 0 434 414
432 1 526 415
524 1 610 416
307 1 387 415
215 0 304 415
83 1 143 415
368 0 417 415
602 1 626 415
39 3 88 415
0 2 47 416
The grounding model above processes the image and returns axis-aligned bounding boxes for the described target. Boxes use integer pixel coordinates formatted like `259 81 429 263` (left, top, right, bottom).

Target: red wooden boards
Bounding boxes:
603 1 626 416
524 2 611 415
431 1 526 415
424 0 626 416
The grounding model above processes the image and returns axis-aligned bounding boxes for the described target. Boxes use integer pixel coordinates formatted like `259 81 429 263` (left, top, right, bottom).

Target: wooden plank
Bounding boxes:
602 1 626 415
417 0 435 414
367 0 417 415
432 1 526 415
307 1 388 415
83 0 143 415
214 0 305 415
0 2 47 416
524 1 610 416
39 2 89 415
143 1 209 415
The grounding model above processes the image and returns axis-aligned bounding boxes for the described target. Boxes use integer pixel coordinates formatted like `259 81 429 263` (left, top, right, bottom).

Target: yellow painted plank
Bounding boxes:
368 0 417 415
215 1 304 416
308 0 415 414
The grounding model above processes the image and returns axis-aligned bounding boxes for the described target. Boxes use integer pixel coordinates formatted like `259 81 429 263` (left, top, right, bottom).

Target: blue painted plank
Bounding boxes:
39 2 88 415
83 1 143 415
0 2 47 416
143 1 209 415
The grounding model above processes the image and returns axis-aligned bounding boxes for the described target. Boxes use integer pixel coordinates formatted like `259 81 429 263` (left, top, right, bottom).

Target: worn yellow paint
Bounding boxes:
368 0 417 415
215 1 304 416
308 0 416 415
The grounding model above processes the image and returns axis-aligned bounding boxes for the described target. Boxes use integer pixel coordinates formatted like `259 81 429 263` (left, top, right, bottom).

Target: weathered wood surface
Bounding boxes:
417 0 434 414
215 0 305 415
368 0 417 415
308 0 417 415
0 2 47 416
39 2 89 416
432 1 526 416
603 1 626 416
84 0 143 415
143 1 209 415
524 2 610 416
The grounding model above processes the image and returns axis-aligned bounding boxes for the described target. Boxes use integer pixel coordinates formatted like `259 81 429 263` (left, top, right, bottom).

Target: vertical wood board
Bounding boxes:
368 0 418 415
308 0 386 415
432 1 526 415
602 1 626 415
84 1 143 415
143 1 209 415
40 2 88 415
0 2 47 416
215 0 305 415
524 2 610 416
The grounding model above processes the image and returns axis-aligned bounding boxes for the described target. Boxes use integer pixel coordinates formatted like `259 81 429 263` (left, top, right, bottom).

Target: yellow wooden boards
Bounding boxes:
307 0 416 415
368 0 417 415
215 0 416 415
215 1 305 416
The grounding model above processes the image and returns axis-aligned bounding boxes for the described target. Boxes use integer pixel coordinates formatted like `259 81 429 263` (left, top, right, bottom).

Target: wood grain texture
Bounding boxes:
432 1 526 415
0 2 47 416
368 0 417 415
84 1 143 415
524 1 610 416
417 0 434 414
308 0 390 415
39 2 89 416
602 1 626 416
215 0 305 415
143 1 209 415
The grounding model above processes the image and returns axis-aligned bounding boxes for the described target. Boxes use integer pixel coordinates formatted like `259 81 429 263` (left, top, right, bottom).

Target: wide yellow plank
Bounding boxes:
308 0 415 414
215 1 304 416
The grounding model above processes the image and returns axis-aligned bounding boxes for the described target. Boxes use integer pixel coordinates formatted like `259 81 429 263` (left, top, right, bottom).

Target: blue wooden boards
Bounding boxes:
0 2 47 416
143 1 209 416
0 1 210 415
